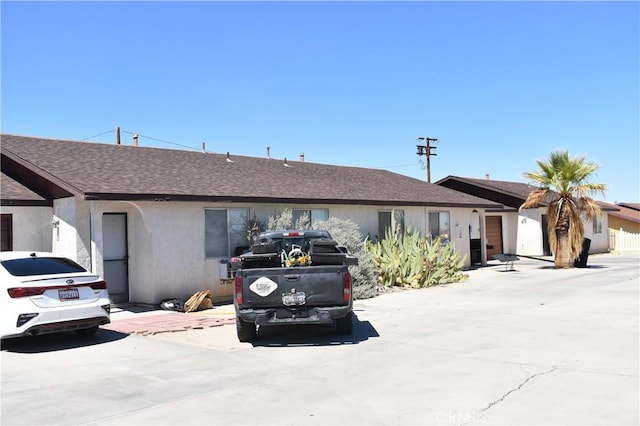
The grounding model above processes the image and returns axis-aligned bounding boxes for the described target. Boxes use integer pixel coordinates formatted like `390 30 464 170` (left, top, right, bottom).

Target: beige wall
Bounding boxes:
609 216 640 234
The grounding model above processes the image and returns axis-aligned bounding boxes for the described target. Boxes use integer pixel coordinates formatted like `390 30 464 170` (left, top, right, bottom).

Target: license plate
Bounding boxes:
282 292 306 306
59 288 79 301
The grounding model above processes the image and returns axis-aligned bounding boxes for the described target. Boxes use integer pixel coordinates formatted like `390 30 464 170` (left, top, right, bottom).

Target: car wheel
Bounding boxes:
236 317 256 343
336 312 353 335
75 326 99 337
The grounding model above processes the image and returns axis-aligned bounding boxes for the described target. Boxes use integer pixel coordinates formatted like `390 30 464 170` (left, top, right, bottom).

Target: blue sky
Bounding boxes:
2 1 638 203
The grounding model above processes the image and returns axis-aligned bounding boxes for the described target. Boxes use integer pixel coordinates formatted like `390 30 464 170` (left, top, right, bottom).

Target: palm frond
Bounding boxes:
521 189 548 209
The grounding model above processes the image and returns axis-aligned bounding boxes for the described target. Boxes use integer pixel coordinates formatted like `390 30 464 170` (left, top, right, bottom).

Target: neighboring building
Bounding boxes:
598 201 640 252
1 134 502 305
1 172 52 251
436 175 617 258
601 202 640 234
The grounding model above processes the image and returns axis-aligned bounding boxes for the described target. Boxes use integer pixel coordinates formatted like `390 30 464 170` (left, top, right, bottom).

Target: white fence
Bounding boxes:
610 229 640 252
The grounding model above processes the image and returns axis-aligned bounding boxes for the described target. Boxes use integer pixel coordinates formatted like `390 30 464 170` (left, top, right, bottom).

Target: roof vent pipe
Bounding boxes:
485 173 490 180
226 152 234 163
267 146 271 159
284 157 291 167
299 152 305 162
133 134 139 146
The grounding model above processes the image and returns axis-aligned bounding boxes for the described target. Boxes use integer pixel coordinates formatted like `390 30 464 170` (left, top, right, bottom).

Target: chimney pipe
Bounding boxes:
116 127 121 145
133 134 139 146
486 173 490 180
267 146 271 159
299 152 305 162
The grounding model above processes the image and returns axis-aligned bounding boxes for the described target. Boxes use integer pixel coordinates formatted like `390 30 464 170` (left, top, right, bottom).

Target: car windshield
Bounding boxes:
1 257 87 277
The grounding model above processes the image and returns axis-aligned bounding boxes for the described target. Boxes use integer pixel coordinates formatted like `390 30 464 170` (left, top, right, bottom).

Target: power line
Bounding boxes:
81 129 115 141
120 130 201 151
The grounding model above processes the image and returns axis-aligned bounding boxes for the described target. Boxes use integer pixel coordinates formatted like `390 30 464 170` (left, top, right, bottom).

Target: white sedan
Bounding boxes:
0 251 111 340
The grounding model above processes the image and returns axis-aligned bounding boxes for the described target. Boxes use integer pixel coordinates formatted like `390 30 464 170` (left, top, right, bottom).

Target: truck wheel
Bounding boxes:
335 313 353 335
236 317 256 342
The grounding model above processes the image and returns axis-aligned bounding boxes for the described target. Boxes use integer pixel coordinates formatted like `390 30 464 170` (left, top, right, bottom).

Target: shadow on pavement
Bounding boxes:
1 328 128 353
252 313 379 347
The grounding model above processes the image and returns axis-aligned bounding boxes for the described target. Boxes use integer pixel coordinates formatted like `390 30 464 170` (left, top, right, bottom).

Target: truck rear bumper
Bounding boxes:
238 306 351 326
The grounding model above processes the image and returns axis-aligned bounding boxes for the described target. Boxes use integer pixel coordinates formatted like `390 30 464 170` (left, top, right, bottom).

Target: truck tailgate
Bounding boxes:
238 265 348 308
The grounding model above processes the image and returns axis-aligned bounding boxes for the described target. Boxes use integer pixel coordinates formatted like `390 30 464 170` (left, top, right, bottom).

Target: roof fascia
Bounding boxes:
1 199 53 207
1 152 79 199
82 192 502 209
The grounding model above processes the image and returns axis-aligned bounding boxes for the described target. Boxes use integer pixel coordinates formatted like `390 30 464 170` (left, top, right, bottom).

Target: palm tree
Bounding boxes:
522 150 607 268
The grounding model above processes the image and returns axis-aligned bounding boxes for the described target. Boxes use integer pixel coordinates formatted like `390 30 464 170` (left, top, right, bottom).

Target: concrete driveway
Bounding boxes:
2 253 638 425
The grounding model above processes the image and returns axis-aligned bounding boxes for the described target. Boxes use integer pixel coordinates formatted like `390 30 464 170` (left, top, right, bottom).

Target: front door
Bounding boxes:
541 214 551 256
485 216 504 260
102 213 129 303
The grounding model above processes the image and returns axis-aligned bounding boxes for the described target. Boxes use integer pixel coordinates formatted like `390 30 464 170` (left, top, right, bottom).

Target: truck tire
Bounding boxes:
236 317 257 342
335 312 353 335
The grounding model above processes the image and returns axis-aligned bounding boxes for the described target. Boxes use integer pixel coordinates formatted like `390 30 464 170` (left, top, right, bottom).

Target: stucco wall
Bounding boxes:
0 205 53 251
52 197 92 270
83 201 487 305
516 208 545 256
516 207 611 256
609 216 640 234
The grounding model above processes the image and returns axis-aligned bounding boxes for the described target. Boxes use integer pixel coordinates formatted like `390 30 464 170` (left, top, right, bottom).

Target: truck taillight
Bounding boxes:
343 272 352 302
235 275 243 305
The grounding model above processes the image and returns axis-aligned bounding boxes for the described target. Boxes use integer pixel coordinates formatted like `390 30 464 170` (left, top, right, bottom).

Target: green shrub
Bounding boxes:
312 217 380 300
367 221 467 289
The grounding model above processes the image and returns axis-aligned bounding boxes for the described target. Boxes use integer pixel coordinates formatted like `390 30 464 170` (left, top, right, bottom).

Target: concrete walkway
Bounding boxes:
103 301 237 335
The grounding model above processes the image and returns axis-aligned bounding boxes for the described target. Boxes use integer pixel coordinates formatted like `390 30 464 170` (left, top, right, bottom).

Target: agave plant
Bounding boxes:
368 213 466 288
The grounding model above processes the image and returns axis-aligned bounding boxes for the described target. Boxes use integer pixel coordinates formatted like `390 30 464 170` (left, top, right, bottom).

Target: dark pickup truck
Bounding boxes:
230 230 358 342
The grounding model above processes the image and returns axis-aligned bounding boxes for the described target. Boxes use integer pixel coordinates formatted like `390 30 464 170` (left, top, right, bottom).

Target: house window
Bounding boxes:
592 216 603 234
428 211 450 240
378 210 404 239
292 209 329 228
205 209 249 257
1 214 12 251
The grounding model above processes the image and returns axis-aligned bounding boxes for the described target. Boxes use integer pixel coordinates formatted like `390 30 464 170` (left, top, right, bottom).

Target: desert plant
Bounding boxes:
267 208 311 231
244 213 267 246
312 217 380 299
368 217 466 288
522 150 607 268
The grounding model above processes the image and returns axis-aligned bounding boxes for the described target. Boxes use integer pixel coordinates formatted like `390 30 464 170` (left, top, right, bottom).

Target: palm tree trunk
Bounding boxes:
554 204 573 268
554 228 572 268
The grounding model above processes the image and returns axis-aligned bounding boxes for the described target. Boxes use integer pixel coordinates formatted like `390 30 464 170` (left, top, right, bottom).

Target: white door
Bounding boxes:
103 213 129 303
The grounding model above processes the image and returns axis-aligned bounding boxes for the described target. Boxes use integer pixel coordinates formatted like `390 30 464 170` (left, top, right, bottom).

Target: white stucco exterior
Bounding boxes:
9 196 613 305
48 199 491 305
0 205 53 251
516 207 610 256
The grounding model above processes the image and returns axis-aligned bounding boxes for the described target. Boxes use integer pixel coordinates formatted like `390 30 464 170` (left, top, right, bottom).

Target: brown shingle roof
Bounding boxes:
598 201 640 223
1 172 51 206
619 203 640 212
1 134 501 208
436 175 618 211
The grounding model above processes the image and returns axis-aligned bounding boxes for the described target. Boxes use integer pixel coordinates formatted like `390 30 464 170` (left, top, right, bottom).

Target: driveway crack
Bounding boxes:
479 365 558 415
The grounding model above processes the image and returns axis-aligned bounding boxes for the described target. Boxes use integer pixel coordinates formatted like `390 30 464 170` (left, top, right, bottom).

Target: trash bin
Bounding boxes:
574 238 591 268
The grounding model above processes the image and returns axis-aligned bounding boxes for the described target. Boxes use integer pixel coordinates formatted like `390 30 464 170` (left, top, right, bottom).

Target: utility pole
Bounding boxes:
416 136 438 183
